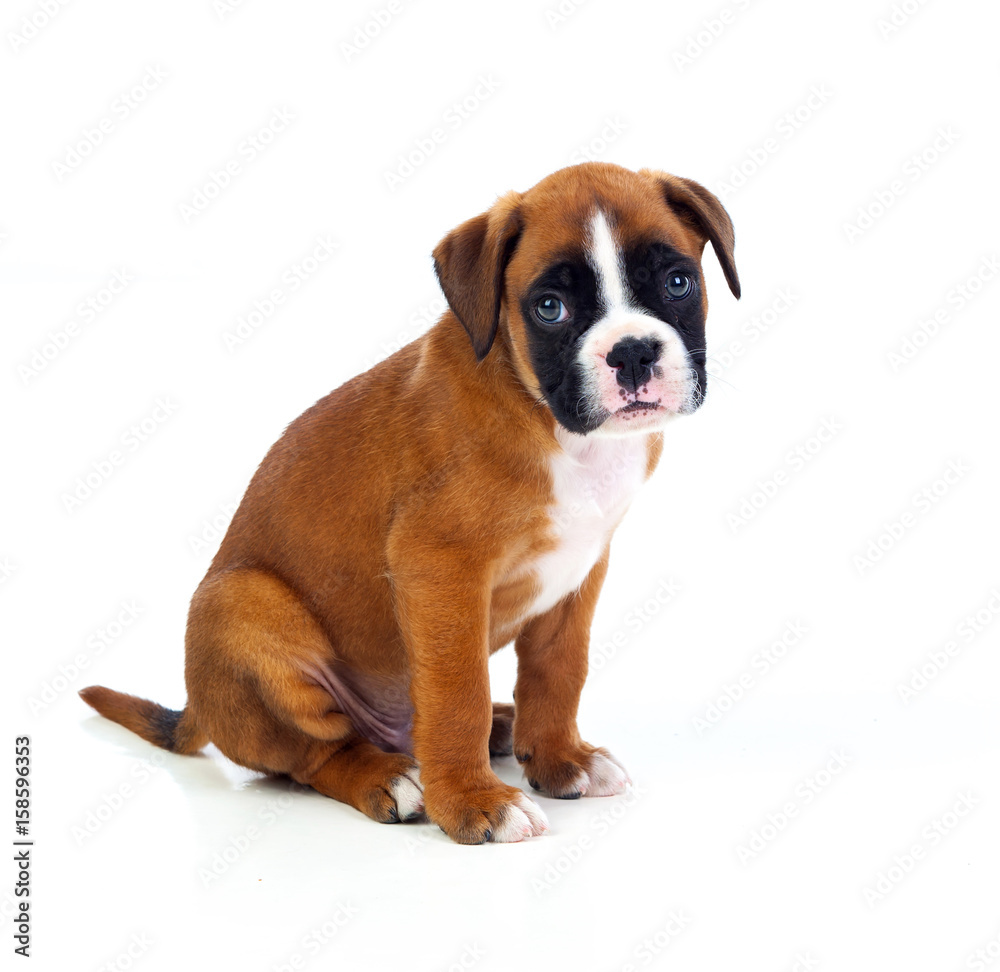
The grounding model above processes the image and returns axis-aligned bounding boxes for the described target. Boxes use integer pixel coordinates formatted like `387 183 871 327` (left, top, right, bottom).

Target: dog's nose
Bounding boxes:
606 336 660 393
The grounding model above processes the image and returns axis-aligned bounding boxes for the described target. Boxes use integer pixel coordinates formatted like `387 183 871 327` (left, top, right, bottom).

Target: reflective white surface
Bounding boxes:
5 0 999 967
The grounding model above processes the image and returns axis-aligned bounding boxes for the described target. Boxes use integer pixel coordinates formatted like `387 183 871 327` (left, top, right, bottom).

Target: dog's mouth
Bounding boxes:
617 400 662 414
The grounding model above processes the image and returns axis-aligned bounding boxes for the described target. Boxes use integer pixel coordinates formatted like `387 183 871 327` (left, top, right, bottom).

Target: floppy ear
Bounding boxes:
432 191 523 361
639 169 741 299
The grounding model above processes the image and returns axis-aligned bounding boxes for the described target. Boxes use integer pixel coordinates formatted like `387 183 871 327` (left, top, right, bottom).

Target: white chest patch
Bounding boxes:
527 428 651 618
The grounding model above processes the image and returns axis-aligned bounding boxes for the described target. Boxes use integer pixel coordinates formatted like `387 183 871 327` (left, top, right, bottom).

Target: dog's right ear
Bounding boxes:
640 168 741 300
432 191 523 361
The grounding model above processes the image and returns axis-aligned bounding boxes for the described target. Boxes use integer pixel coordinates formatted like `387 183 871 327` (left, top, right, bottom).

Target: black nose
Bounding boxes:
606 336 661 393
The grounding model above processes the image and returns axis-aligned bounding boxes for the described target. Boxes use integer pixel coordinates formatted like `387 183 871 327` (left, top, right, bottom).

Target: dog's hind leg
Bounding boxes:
489 702 515 757
179 567 423 822
292 736 424 823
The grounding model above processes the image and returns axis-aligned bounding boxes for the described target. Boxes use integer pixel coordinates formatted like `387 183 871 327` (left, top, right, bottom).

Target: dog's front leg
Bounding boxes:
513 547 631 799
391 547 548 844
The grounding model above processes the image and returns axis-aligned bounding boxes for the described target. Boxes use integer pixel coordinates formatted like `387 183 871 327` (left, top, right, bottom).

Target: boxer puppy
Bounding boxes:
81 162 739 844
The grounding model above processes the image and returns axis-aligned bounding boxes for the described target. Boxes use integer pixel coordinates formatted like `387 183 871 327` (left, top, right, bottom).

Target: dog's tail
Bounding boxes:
79 686 208 755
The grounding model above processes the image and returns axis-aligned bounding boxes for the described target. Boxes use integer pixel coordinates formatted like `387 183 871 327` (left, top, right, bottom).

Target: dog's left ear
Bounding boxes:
640 169 741 300
433 191 523 361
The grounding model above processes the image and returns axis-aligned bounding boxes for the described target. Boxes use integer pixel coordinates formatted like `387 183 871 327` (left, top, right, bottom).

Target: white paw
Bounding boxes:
490 792 550 843
390 768 424 821
573 751 630 797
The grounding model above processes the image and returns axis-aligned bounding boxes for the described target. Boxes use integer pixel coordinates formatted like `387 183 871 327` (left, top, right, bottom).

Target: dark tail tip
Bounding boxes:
80 685 204 754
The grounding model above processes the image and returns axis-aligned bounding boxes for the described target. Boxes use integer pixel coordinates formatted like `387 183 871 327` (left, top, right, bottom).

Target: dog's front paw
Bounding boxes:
515 743 630 799
424 780 549 844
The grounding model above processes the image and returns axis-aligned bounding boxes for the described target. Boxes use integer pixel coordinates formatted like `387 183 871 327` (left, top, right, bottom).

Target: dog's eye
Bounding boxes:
535 296 569 325
665 273 693 299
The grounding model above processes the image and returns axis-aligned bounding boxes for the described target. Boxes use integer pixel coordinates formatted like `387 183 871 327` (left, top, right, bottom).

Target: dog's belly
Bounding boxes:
300 659 413 753
523 431 650 620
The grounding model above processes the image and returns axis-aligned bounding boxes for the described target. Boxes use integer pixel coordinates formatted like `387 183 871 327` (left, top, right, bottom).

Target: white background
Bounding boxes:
3 0 1000 969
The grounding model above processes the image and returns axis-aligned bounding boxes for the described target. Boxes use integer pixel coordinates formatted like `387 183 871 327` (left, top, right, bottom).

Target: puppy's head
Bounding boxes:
433 162 740 437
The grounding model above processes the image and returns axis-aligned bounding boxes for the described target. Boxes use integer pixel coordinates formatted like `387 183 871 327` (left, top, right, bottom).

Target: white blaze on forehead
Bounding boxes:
578 208 699 429
587 209 631 311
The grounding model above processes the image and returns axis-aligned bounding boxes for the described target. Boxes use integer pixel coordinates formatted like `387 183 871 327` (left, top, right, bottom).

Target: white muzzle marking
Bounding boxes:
578 210 697 434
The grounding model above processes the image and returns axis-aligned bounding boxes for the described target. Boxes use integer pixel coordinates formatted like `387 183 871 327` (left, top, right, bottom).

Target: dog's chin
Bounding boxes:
552 400 688 439
588 403 685 438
